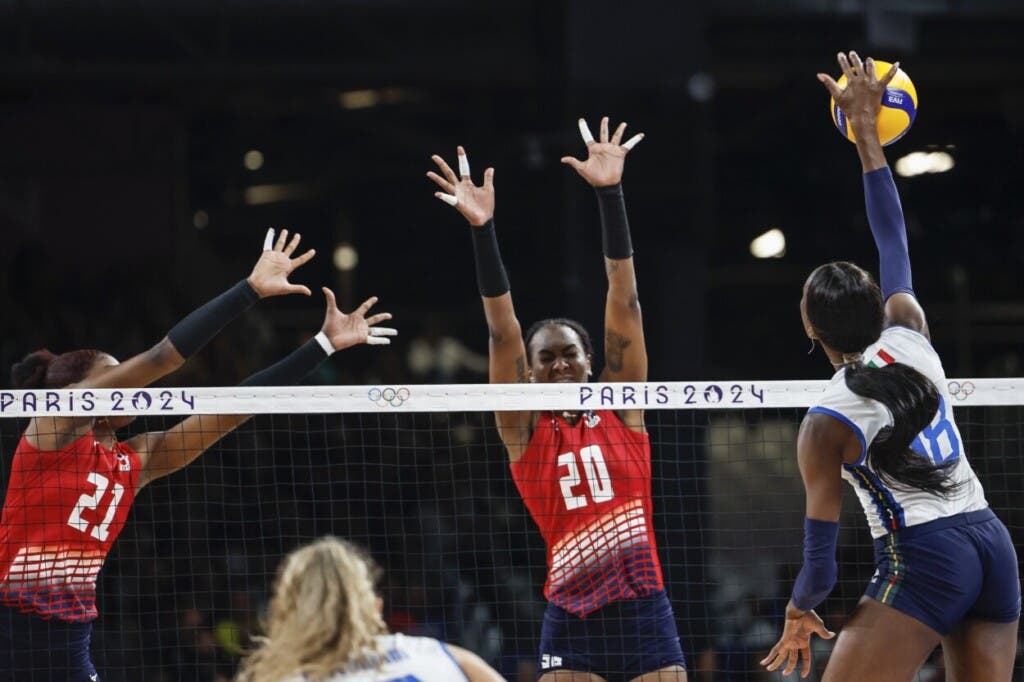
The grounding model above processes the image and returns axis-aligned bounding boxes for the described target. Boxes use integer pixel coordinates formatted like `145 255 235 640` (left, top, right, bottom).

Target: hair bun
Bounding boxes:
10 349 56 389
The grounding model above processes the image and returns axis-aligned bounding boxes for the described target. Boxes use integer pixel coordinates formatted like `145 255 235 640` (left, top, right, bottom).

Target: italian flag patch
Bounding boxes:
866 348 896 368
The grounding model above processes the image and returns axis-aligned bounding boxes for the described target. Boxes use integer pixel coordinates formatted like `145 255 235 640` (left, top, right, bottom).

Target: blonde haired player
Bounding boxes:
235 536 504 682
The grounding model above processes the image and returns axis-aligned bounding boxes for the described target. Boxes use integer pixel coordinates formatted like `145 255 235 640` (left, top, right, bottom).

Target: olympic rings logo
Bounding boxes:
948 381 976 401
368 387 411 407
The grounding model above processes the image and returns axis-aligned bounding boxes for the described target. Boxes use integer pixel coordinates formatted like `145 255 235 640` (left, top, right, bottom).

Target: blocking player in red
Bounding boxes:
428 117 687 682
0 230 395 681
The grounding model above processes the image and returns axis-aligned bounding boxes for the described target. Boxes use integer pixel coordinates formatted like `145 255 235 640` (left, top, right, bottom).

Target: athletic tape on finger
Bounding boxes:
622 134 644 151
263 228 275 251
578 119 595 144
368 327 398 336
366 337 391 346
438 193 458 207
458 153 471 177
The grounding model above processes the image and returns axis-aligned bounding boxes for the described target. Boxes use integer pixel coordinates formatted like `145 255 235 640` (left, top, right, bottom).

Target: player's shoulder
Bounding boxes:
15 430 96 456
879 324 933 351
385 632 444 656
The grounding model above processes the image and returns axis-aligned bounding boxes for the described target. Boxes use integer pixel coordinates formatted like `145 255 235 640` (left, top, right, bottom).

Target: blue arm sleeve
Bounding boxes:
791 517 839 612
863 166 914 300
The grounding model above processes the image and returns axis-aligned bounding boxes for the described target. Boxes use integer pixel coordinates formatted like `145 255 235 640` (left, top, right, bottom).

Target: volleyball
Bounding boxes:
830 60 918 146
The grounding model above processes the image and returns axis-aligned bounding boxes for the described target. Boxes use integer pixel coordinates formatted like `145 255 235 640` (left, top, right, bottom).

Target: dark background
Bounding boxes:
3 0 1023 383
1 2 1023 681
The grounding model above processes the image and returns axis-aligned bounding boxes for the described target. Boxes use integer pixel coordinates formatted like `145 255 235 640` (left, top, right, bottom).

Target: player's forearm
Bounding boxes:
138 414 251 487
596 183 634 262
790 517 839 612
482 295 527 384
472 220 521 344
166 279 261 361
471 219 510 298
596 184 640 301
482 294 522 341
240 336 332 387
604 257 640 307
863 165 914 300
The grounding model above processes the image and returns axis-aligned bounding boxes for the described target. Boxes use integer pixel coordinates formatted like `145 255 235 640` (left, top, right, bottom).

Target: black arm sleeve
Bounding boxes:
167 279 260 358
471 220 511 298
239 339 330 387
595 183 633 259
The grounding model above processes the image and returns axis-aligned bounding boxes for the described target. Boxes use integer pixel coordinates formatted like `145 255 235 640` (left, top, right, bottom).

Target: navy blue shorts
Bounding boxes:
866 508 1021 636
0 606 99 681
537 590 686 680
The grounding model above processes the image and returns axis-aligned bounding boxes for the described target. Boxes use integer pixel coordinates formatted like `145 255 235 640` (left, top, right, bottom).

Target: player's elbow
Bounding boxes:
149 337 187 375
609 292 642 318
487 318 522 345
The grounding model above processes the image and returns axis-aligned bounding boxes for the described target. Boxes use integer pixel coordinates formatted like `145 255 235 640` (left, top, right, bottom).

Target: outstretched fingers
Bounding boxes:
622 133 644 151
426 170 455 194
354 295 380 317
285 282 312 296
435 192 458 206
366 326 397 345
849 50 865 76
322 286 338 310
610 121 626 145
274 228 289 252
457 145 471 179
483 167 495 190
560 156 585 171
577 118 595 146
880 60 900 88
599 116 610 143
365 312 393 327
290 248 316 270
837 51 855 80
283 231 302 256
817 72 844 99
431 154 459 184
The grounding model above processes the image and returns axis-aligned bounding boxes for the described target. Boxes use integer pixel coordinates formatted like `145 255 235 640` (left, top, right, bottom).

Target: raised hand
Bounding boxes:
427 147 495 227
320 288 396 352
561 116 644 188
818 51 899 130
247 228 317 298
760 606 835 679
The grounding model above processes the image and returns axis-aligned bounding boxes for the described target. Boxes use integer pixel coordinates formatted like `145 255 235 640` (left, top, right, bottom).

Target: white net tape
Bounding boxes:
0 378 1000 416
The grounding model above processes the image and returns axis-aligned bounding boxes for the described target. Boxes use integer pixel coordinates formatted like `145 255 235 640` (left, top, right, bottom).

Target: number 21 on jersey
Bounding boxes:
558 445 614 510
66 472 125 542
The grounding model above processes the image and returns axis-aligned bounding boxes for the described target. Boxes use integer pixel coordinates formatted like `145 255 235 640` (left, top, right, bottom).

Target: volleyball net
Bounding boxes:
0 381 1021 681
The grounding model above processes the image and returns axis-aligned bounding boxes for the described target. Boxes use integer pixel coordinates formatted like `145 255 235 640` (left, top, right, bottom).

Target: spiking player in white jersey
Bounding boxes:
762 51 1019 681
235 536 503 682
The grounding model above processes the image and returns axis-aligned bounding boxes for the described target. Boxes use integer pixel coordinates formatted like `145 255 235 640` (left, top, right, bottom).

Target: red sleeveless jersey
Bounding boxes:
510 410 664 617
0 432 141 622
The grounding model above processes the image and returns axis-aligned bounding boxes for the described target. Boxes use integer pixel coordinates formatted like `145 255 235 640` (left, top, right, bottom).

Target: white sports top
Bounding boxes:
808 326 988 539
284 633 469 682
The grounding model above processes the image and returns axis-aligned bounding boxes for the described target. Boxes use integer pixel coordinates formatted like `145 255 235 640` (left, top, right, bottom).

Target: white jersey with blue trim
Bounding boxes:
283 633 468 682
808 325 988 539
